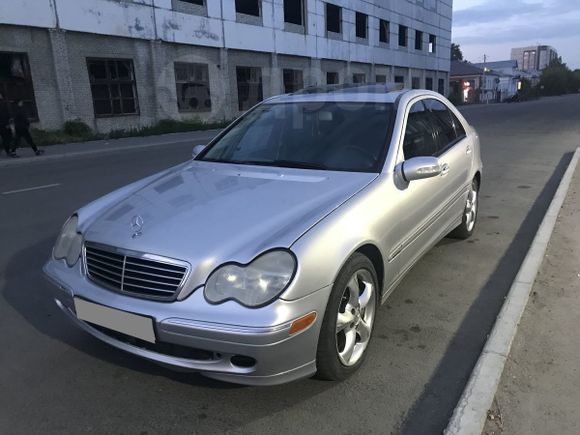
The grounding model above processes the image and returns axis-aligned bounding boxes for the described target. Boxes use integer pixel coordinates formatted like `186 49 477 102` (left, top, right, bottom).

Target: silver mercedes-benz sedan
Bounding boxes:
44 84 482 385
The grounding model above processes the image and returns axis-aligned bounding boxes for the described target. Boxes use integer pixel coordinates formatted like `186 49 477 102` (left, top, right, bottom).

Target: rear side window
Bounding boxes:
424 99 457 152
403 101 438 159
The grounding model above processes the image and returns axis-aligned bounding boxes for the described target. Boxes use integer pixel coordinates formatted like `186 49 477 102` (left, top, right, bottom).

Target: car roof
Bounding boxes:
264 84 435 104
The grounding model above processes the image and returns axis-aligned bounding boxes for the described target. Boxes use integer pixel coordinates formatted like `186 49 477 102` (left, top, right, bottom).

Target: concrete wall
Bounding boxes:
0 0 452 131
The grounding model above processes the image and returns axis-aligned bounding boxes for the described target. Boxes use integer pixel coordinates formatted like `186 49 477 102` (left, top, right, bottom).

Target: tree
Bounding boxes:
451 43 463 61
540 57 576 95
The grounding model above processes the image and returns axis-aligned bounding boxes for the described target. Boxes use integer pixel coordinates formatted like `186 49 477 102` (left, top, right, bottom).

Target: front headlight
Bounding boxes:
53 215 83 267
204 250 297 307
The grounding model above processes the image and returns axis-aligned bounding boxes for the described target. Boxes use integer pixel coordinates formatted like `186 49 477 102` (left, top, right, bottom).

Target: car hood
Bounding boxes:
84 161 377 287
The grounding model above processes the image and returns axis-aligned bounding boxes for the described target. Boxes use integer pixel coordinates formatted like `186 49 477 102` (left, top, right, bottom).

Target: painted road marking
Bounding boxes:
1 183 61 195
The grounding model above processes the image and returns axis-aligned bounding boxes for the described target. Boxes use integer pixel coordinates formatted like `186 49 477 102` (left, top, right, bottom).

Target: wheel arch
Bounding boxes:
354 243 385 296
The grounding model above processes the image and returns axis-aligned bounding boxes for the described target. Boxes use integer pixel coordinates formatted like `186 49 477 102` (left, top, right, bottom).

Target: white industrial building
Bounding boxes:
511 45 558 72
0 0 452 132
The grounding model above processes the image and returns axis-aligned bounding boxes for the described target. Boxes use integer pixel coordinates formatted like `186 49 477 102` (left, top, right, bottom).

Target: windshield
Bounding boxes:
199 102 394 172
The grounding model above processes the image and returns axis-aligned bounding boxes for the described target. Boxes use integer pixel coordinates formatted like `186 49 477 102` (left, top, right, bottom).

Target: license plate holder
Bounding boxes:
74 298 156 343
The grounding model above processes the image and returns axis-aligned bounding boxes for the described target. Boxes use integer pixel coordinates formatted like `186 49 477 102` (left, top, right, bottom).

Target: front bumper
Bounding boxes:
44 259 332 386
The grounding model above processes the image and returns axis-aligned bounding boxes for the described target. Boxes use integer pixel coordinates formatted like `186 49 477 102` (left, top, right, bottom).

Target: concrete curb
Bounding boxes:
0 131 219 168
445 147 580 435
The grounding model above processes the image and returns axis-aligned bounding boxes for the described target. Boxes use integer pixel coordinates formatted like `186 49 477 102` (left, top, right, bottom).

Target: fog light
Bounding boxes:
230 355 256 368
289 312 317 335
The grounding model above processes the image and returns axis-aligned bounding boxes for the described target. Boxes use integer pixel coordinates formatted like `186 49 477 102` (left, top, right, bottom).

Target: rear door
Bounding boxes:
424 99 471 228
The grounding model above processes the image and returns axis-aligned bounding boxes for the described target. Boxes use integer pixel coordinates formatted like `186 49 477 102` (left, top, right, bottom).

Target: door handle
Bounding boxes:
466 144 472 154
440 163 450 176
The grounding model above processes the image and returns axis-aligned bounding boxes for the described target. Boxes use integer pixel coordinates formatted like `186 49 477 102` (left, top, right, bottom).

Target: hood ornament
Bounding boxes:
130 215 144 238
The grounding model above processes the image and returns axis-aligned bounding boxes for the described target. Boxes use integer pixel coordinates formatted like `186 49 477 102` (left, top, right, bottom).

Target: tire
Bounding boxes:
449 178 479 239
316 253 379 381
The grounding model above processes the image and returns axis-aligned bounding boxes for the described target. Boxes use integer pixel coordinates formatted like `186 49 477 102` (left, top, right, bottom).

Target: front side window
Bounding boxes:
326 3 341 34
424 99 457 151
199 102 394 173
87 58 138 116
403 101 437 159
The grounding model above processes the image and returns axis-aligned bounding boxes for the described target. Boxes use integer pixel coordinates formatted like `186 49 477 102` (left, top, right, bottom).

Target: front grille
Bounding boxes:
84 242 189 301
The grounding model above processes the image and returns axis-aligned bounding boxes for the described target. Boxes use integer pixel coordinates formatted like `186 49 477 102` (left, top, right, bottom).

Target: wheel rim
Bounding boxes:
335 269 376 367
465 186 478 232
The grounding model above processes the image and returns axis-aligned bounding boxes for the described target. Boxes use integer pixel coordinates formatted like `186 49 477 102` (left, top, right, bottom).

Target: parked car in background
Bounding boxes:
44 84 482 385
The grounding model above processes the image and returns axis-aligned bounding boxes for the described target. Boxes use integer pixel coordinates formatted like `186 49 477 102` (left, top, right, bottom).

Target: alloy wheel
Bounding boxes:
335 269 376 367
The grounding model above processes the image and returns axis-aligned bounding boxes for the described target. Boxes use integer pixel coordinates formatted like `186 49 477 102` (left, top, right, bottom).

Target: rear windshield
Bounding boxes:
199 102 394 173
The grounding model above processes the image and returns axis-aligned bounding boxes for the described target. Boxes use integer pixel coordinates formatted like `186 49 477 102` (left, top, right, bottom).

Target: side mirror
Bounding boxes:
396 156 441 182
192 144 206 159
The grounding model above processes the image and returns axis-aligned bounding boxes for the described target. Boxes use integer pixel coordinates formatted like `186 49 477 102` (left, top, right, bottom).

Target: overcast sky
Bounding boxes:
453 0 580 69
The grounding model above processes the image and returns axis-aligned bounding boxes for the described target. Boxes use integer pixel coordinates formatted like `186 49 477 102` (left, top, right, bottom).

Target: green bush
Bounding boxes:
63 120 93 137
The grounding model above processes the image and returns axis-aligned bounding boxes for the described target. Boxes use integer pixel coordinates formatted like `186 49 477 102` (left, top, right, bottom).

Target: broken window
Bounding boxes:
415 30 423 50
236 0 260 16
283 69 304 93
429 34 436 53
284 0 304 26
398 25 408 47
87 58 139 116
395 75 405 84
181 0 203 4
353 73 366 84
0 52 38 120
174 62 211 113
379 20 389 44
376 75 387 83
326 3 341 34
236 66 263 111
326 72 339 85
355 12 367 39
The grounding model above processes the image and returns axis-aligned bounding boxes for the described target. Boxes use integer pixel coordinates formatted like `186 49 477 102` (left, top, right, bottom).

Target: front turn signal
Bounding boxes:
289 312 317 335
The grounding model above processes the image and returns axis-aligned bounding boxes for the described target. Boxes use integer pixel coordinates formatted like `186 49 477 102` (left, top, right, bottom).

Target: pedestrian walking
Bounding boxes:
13 100 43 156
0 92 17 158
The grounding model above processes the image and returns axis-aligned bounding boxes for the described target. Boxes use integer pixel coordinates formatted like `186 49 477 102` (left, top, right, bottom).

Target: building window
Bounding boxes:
395 75 405 84
355 12 367 39
0 52 38 120
415 30 423 50
398 25 408 47
181 0 203 4
236 66 263 111
327 71 339 84
428 34 436 53
353 73 366 84
174 62 211 113
171 0 206 15
87 58 138 117
236 0 260 16
376 74 387 83
284 0 304 26
438 78 445 95
283 69 304 93
326 3 341 34
379 20 389 44
412 77 420 89
425 77 433 90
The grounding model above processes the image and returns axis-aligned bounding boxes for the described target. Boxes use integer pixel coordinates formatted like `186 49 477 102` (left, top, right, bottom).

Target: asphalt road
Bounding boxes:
1 95 579 434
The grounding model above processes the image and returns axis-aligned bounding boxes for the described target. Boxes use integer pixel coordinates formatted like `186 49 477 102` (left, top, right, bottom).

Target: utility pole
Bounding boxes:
483 54 488 104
